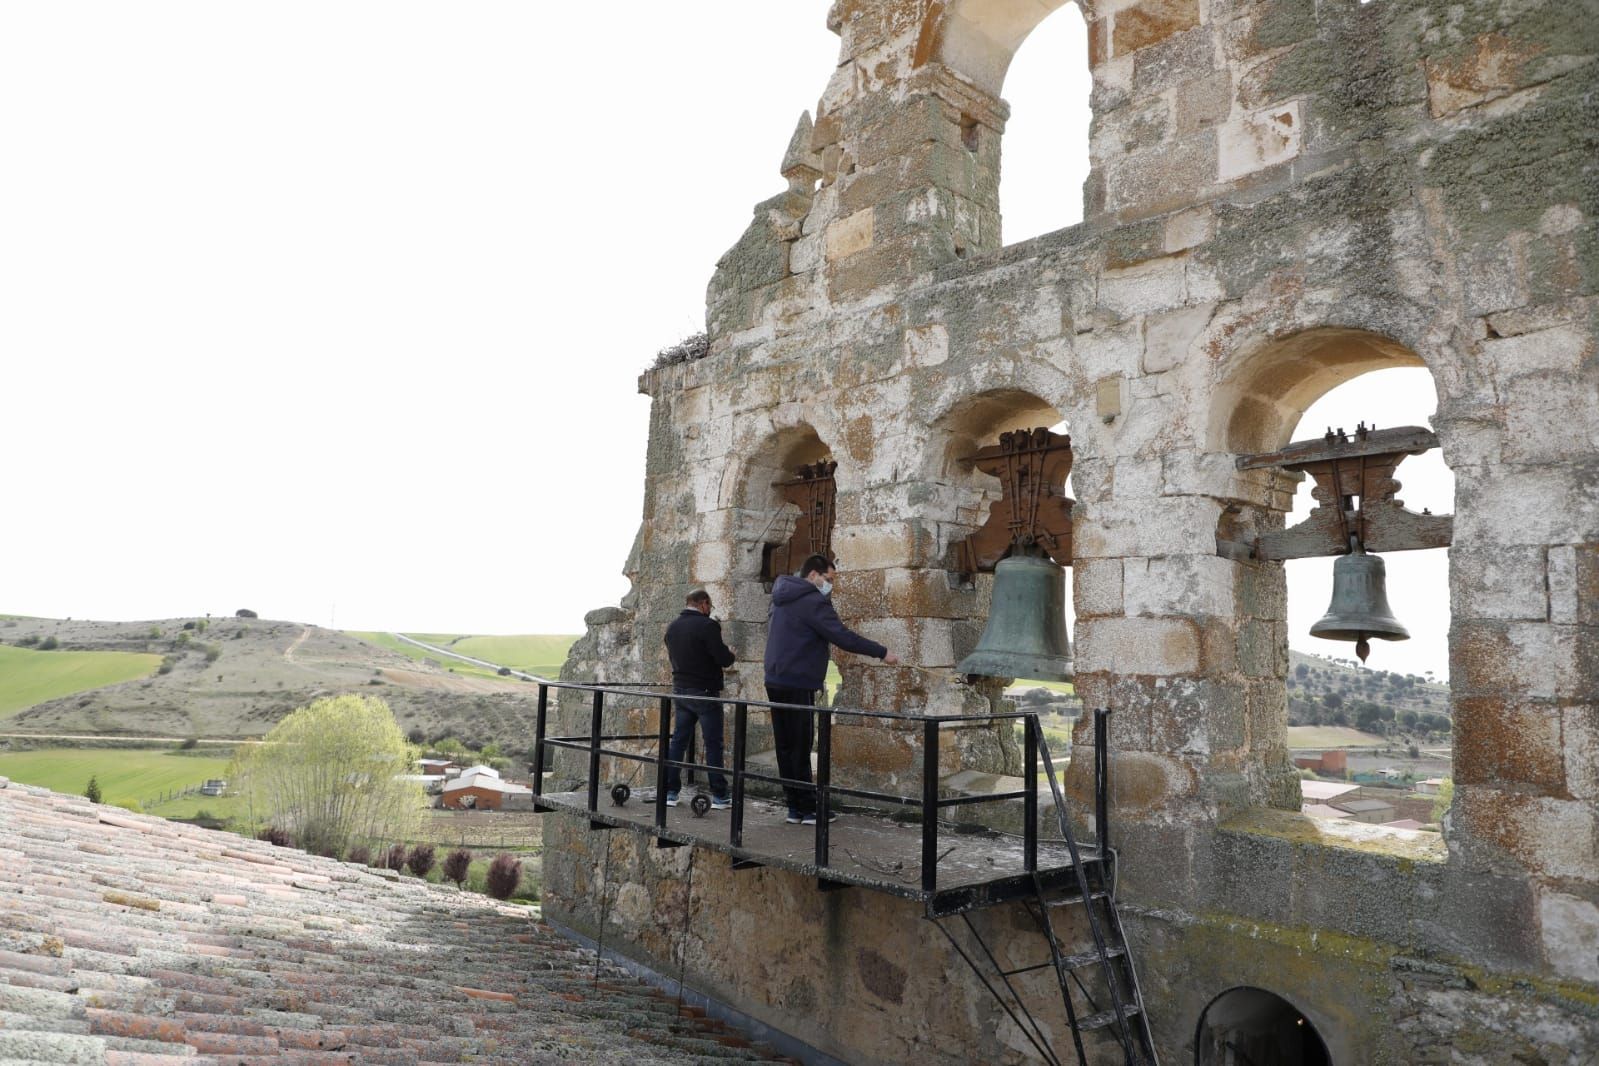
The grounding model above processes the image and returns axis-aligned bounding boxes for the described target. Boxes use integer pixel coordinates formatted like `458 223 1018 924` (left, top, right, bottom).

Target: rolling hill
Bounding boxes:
0 616 579 747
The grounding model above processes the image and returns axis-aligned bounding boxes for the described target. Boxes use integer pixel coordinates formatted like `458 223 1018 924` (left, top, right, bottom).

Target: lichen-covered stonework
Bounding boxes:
546 1 1598 1061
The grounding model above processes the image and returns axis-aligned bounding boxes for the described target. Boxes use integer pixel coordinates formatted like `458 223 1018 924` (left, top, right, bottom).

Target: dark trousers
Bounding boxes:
766 684 817 816
667 686 726 798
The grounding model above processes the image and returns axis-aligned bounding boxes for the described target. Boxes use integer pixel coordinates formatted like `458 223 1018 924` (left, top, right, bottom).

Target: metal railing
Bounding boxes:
528 679 1111 895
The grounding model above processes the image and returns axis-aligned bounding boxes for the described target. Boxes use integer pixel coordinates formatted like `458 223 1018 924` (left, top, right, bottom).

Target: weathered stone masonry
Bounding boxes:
546 1 1598 1062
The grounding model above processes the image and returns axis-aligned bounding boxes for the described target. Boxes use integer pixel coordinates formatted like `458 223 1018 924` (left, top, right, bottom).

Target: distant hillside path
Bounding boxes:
283 625 312 662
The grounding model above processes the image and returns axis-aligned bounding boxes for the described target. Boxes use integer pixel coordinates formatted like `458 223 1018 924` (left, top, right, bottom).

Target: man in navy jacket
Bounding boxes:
764 554 899 824
664 589 737 807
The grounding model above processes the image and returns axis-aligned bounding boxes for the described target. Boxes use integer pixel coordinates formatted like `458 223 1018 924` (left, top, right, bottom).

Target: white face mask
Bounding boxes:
818 579 832 597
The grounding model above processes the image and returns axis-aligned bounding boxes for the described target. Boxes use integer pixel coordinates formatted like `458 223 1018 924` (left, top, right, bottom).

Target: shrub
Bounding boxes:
204 644 222 663
148 626 162 639
386 843 407 871
229 694 424 858
236 609 258 619
38 636 58 651
406 727 426 745
346 845 372 865
17 634 38 646
176 632 190 647
258 826 293 847
485 853 522 900
443 848 473 888
157 655 178 675
405 844 436 878
182 621 197 631
497 666 511 676
85 776 102 804
232 629 244 640
1431 778 1455 822
179 736 199 750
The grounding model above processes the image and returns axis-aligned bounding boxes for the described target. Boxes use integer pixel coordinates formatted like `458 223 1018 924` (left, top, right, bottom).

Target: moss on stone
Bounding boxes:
1220 806 1448 863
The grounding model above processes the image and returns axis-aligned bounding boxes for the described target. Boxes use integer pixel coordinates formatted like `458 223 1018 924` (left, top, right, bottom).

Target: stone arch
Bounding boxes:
716 415 837 632
1207 325 1457 823
728 421 835 587
1195 986 1332 1066
925 387 1070 563
1209 327 1429 455
919 387 1076 701
916 0 1078 98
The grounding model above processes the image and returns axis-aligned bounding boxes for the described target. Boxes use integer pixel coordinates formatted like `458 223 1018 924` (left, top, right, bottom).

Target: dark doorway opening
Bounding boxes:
1196 986 1332 1066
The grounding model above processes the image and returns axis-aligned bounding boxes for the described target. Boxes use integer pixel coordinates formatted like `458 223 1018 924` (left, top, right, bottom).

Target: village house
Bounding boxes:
439 766 532 811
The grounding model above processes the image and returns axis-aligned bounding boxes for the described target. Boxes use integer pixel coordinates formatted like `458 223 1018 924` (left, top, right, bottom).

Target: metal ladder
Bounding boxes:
933 712 1158 1066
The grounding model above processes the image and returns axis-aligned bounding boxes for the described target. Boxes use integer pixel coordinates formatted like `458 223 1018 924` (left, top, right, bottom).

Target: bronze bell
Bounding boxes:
958 547 1073 682
1309 542 1409 663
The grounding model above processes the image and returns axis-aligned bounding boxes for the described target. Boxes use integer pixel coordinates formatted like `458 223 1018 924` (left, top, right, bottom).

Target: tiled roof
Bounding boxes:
1299 780 1360 802
0 777 785 1064
1333 798 1398 813
441 778 530 796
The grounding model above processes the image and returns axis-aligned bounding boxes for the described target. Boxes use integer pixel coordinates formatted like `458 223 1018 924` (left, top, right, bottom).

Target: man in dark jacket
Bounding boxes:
764 554 899 824
664 589 737 808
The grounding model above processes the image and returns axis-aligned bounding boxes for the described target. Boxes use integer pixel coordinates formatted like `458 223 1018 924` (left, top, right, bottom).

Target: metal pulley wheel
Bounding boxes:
690 793 712 817
610 782 630 806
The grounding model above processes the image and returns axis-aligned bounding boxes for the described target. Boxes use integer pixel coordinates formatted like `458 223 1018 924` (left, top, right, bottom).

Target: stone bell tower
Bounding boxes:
544 1 1599 1061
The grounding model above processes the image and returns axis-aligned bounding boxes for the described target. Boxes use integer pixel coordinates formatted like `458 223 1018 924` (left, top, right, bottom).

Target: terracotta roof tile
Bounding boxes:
0 781 784 1063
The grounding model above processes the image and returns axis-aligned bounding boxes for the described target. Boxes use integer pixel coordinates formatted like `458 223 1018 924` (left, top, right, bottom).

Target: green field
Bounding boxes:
143 790 243 821
1286 725 1389 749
0 644 162 719
346 632 578 681
346 632 503 681
420 852 541 903
0 747 232 809
447 635 576 678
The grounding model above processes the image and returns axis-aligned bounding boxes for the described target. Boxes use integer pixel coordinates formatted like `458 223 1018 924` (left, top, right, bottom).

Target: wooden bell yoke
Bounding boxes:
956 428 1075 576
1230 423 1453 561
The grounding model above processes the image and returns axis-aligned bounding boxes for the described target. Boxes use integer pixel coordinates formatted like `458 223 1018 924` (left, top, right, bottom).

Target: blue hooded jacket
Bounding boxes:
763 574 888 691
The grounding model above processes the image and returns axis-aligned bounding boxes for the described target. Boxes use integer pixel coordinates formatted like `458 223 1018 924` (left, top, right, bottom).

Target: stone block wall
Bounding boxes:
547 0 1598 1061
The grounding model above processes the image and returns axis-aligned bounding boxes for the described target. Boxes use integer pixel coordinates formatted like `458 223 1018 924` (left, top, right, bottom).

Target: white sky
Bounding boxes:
0 3 1451 677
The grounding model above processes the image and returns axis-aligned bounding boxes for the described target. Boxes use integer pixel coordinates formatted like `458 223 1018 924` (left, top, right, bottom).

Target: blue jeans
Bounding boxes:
667 686 727 798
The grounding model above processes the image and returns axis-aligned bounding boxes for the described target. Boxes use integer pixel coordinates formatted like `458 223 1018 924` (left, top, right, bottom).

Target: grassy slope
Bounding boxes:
0 748 231 808
421 854 541 902
448 635 575 677
344 632 502 681
346 632 578 681
1285 725 1389 748
0 644 162 719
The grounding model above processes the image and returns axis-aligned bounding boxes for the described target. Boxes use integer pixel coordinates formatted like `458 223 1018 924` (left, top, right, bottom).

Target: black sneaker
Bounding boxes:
800 812 838 825
785 811 804 824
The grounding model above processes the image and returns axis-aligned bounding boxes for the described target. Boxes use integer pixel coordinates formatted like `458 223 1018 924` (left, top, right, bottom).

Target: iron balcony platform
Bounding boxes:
536 788 1102 918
